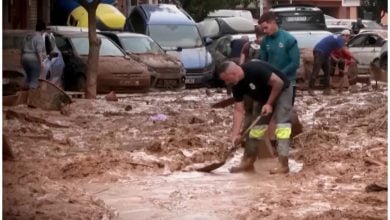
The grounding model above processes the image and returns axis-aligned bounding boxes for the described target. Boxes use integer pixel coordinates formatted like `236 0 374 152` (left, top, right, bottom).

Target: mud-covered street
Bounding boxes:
3 85 387 220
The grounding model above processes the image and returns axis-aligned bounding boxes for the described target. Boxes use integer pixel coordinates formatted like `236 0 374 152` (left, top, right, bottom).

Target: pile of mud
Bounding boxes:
3 160 117 219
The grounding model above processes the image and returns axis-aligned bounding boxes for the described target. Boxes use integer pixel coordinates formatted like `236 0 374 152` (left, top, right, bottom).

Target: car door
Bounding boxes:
359 34 384 67
54 35 86 91
347 34 368 70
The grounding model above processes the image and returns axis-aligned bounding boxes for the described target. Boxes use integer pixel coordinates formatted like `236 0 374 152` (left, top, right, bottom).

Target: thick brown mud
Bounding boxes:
3 85 387 219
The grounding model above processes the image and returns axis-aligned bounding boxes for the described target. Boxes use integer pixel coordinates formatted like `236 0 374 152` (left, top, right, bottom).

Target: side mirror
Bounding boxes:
204 37 213 46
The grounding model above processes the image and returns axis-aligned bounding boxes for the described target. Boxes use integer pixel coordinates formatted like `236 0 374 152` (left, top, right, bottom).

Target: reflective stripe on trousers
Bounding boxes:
275 123 291 140
249 125 268 139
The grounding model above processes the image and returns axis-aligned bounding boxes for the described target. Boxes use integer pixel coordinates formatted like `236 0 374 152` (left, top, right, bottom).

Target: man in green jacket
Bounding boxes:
258 11 300 152
258 11 300 103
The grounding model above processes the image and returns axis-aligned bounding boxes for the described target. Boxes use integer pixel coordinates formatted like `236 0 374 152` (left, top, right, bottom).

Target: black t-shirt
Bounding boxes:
232 60 290 103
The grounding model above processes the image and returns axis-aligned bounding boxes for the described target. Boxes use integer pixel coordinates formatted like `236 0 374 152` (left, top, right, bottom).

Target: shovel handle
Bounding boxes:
230 114 263 151
241 114 263 138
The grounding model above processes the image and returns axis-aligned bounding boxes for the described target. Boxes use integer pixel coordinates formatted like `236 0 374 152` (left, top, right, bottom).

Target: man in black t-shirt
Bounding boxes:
218 60 293 174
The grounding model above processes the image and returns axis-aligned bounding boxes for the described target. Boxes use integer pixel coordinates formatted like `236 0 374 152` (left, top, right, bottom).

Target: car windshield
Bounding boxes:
70 37 124 56
148 24 203 49
274 11 327 31
120 36 165 54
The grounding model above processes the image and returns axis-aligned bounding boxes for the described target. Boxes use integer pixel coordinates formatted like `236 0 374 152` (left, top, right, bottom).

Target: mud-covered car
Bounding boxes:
347 31 387 73
3 30 30 95
100 32 185 89
53 31 150 93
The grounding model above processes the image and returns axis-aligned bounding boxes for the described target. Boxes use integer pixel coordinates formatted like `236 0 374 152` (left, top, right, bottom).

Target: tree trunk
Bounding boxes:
79 0 101 99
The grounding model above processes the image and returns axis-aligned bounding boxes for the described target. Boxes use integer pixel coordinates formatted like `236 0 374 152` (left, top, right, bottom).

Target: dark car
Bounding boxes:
100 31 185 89
53 31 150 93
124 4 214 87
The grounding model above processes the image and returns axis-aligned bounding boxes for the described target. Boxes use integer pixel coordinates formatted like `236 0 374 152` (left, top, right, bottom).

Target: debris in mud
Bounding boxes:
365 183 388 192
124 105 132 111
150 113 168 121
189 116 205 124
105 91 118 102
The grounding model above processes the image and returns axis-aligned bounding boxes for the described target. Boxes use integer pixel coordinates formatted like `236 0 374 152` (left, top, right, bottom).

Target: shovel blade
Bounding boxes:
196 161 226 172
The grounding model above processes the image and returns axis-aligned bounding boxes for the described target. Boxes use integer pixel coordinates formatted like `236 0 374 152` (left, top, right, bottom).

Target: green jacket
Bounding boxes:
259 29 300 85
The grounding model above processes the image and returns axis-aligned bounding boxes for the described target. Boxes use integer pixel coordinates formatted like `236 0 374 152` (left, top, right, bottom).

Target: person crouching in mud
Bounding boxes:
218 60 293 174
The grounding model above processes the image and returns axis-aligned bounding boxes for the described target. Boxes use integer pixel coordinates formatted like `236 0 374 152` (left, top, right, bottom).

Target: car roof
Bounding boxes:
53 31 107 38
137 4 195 25
270 4 322 12
101 31 150 38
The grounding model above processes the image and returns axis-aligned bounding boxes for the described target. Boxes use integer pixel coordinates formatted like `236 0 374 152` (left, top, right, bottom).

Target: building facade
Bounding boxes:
3 0 51 29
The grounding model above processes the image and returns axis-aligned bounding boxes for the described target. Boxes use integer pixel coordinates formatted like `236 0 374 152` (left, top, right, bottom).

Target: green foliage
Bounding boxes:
181 0 257 21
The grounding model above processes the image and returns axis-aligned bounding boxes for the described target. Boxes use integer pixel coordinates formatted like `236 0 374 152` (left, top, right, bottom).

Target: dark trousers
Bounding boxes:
309 51 330 89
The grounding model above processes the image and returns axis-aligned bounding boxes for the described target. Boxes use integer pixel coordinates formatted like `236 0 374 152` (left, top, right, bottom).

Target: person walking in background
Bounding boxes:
229 36 249 65
21 19 46 89
308 29 352 96
239 25 264 65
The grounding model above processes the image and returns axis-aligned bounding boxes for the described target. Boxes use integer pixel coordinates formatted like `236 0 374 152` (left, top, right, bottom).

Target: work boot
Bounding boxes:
323 88 332 95
229 154 256 173
269 156 289 174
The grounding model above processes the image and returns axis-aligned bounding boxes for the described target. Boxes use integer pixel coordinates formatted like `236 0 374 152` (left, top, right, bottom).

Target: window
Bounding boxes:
348 35 367 47
148 24 203 48
121 36 165 53
55 36 72 51
70 37 125 56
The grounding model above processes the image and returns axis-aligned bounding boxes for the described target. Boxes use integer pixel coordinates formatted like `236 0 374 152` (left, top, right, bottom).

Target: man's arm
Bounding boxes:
340 46 359 63
231 101 245 141
261 73 284 116
281 38 300 75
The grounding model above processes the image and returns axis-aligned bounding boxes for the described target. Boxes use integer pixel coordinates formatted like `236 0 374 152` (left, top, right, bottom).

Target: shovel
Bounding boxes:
196 114 264 172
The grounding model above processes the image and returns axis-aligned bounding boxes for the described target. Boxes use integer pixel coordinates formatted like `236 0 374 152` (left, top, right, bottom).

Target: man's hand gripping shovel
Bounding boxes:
196 114 263 172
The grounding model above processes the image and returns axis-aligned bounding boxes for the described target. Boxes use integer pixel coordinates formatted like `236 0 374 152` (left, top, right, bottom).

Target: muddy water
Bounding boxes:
3 86 388 219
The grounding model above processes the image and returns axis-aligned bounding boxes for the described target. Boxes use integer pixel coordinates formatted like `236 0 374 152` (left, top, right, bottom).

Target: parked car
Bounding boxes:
124 4 214 87
326 19 385 34
270 4 327 31
379 42 387 70
3 30 29 94
198 17 255 40
270 4 333 49
347 31 387 73
100 31 185 89
207 9 256 25
53 31 150 93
